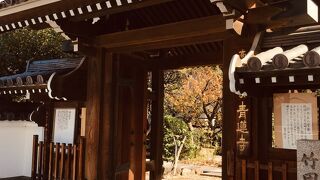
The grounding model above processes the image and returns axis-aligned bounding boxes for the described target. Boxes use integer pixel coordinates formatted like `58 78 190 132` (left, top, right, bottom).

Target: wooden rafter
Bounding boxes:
85 15 232 52
0 0 176 33
0 0 101 25
69 0 176 22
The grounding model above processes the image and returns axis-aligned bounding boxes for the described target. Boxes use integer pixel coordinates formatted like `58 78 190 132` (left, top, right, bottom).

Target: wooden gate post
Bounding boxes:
82 46 114 180
83 46 104 180
223 36 253 180
31 135 39 180
98 52 114 180
150 68 164 180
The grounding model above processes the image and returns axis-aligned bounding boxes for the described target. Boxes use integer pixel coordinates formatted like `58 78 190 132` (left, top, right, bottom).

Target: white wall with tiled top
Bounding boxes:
0 121 43 178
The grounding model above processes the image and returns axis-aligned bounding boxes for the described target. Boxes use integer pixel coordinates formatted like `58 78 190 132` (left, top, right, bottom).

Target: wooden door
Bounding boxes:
113 55 148 180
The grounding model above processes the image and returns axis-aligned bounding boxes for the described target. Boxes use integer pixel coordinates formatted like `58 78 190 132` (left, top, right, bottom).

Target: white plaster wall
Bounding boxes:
0 121 44 178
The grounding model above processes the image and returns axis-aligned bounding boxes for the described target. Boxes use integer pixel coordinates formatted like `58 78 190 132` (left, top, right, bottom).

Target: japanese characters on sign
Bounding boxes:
274 93 318 149
297 140 320 180
281 103 313 149
236 96 251 156
53 108 76 144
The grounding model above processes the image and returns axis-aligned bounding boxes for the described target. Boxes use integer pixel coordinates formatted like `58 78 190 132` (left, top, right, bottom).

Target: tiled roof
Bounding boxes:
229 26 320 95
0 57 83 95
241 44 320 71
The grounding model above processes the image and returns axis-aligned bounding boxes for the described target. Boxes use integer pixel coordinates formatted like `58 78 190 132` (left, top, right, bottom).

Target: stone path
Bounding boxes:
162 162 222 180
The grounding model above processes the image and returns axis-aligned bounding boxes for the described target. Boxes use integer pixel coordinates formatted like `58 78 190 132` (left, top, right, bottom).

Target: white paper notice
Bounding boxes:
281 103 313 149
53 108 76 144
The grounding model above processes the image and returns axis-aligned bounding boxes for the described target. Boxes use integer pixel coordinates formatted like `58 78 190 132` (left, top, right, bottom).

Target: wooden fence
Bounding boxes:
31 135 84 180
241 160 297 180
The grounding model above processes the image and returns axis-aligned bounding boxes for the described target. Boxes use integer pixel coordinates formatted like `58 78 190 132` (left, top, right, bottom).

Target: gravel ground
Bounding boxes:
163 175 221 180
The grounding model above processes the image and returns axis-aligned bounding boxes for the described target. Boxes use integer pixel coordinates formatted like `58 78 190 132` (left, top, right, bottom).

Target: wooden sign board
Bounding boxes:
274 93 318 149
53 108 76 144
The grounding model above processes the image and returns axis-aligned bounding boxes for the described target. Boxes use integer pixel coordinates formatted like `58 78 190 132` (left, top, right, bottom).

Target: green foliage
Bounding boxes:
211 131 222 155
192 128 222 155
163 115 200 161
0 28 70 75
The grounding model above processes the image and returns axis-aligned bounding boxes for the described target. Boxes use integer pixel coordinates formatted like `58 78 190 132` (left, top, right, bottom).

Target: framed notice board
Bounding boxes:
273 93 318 149
53 108 76 144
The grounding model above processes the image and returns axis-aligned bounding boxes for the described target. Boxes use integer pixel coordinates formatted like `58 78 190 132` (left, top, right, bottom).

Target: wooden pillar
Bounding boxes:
98 52 114 179
84 47 104 180
150 68 164 180
133 60 148 180
31 135 39 179
222 36 252 180
43 103 53 180
83 47 115 180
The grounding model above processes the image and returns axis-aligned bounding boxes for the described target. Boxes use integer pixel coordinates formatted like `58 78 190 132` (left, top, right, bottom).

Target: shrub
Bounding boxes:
163 115 200 162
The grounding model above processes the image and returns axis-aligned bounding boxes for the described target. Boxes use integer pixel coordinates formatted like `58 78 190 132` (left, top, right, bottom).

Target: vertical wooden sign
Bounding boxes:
236 96 251 157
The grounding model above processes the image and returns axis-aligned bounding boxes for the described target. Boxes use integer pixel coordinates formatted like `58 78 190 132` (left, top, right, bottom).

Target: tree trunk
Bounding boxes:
187 121 194 131
187 122 195 145
173 135 187 176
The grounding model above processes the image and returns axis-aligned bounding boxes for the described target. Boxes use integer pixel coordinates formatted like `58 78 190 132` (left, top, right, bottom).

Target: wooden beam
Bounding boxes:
246 0 319 29
86 15 231 52
146 51 223 70
222 0 248 13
